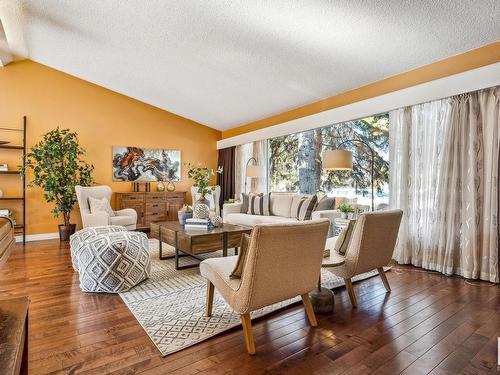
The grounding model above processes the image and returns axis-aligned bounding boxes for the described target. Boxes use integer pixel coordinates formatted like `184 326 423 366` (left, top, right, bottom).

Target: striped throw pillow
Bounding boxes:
296 195 318 221
247 193 271 216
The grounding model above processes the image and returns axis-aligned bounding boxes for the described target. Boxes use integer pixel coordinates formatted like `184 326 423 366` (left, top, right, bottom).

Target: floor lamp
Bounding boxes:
244 157 265 193
310 139 376 314
322 139 375 211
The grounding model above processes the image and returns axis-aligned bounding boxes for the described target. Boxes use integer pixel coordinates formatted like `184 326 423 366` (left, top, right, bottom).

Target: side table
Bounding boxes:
309 250 346 313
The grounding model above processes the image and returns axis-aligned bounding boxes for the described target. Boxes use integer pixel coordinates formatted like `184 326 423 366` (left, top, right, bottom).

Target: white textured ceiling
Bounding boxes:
1 1 499 130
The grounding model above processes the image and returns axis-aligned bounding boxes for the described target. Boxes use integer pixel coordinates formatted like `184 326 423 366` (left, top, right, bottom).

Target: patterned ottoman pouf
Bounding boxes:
70 225 127 271
76 231 151 293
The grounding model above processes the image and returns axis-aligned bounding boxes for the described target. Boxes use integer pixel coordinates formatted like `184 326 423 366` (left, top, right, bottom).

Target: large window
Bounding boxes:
268 114 389 208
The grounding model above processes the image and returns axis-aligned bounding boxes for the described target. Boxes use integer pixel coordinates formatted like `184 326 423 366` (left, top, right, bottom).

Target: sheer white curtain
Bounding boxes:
235 140 268 198
389 87 499 282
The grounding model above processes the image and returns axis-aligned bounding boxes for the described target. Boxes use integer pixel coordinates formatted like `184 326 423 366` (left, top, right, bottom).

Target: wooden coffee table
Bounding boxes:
150 222 252 270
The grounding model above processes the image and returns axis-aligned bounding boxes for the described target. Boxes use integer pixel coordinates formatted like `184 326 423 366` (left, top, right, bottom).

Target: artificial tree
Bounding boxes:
21 128 94 240
186 163 223 199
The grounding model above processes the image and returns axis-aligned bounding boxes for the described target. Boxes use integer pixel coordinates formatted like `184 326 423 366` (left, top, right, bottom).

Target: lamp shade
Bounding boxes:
246 164 265 178
322 149 353 170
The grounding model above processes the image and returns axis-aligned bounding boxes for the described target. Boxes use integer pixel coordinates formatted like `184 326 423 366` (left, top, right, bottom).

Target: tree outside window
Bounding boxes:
268 114 389 208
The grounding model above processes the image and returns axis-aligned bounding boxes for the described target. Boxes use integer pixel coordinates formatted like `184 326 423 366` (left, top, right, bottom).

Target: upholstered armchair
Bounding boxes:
325 209 403 307
191 185 221 215
75 185 137 230
200 219 330 355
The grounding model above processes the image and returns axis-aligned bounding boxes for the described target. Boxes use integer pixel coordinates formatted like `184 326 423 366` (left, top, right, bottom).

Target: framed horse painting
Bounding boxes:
112 146 181 182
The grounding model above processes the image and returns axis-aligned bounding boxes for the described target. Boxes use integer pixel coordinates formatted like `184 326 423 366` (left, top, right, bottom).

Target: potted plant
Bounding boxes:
337 203 355 219
186 163 222 218
21 128 94 241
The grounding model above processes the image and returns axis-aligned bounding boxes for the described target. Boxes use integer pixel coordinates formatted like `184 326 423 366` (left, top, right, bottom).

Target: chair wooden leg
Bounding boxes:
301 293 318 327
206 281 214 317
240 313 256 355
344 278 357 308
377 267 391 292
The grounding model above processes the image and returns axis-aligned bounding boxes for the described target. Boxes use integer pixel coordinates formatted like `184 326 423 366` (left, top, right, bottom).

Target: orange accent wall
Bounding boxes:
0 60 221 235
222 41 500 139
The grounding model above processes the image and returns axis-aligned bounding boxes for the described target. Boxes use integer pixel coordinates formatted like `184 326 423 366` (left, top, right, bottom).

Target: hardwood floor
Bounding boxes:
0 240 498 374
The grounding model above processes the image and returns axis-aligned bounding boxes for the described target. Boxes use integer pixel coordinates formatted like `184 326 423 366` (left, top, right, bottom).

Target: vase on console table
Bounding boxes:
157 181 165 191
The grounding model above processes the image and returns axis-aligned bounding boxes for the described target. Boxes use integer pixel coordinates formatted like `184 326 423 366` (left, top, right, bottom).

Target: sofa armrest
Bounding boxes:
312 210 341 238
81 212 110 228
115 208 138 220
311 209 341 221
222 202 243 222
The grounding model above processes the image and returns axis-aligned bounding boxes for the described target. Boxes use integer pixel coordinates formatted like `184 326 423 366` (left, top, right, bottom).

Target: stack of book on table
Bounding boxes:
184 218 209 230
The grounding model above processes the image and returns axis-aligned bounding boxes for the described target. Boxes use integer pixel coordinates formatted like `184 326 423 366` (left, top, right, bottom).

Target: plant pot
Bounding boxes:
347 212 355 220
59 224 76 241
340 212 348 219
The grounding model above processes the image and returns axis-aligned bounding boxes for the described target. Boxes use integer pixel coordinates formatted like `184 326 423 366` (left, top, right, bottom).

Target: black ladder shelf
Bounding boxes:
0 116 27 244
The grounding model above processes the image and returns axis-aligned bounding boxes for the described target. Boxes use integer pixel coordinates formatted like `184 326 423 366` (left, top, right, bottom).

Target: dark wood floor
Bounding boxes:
0 240 499 374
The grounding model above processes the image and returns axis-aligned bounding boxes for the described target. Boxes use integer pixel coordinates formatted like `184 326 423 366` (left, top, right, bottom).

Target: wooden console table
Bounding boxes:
116 191 186 229
0 297 29 375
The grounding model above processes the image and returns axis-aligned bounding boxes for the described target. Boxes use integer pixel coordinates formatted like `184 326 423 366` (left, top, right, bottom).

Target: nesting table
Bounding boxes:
150 222 252 270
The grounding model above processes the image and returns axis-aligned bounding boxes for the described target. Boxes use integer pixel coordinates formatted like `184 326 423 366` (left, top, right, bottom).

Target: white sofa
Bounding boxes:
223 193 340 234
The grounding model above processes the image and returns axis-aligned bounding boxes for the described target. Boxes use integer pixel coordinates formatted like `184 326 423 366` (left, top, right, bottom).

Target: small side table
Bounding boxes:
333 217 350 236
310 251 346 313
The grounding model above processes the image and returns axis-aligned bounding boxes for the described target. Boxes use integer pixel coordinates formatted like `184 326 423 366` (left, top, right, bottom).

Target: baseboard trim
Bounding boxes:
15 232 59 243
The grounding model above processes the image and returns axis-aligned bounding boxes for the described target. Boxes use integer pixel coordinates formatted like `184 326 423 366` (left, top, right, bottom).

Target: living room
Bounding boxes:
0 1 499 374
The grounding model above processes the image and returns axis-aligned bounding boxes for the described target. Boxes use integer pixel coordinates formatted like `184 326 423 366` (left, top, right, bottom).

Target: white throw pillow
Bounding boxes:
270 194 294 217
290 195 310 218
88 197 115 217
296 195 318 221
247 193 270 216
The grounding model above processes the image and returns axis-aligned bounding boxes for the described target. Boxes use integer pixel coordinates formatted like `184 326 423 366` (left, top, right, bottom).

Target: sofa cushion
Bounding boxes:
316 196 335 211
247 193 270 216
290 195 310 217
200 256 241 299
88 196 115 216
225 213 298 226
270 194 294 217
296 195 318 221
241 193 261 213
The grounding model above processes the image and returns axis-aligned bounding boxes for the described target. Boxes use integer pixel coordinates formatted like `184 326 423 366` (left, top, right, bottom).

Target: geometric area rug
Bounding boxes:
119 239 385 356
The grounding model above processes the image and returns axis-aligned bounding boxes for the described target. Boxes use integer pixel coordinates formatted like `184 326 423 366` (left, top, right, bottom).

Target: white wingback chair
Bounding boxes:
191 186 221 216
75 185 137 230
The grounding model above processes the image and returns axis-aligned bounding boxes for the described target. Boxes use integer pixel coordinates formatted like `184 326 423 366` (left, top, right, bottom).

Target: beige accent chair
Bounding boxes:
191 186 221 215
326 209 403 308
200 219 330 355
75 185 137 230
